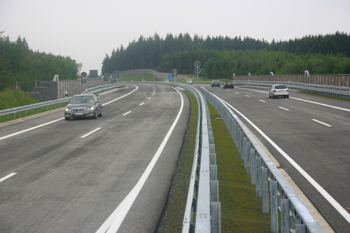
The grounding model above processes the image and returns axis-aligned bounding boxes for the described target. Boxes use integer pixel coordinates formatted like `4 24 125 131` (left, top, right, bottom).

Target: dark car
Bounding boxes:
64 94 102 120
211 80 220 87
223 81 234 89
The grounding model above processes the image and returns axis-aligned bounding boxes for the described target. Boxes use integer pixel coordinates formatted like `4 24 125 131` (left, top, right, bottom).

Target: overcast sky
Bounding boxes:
1 0 349 75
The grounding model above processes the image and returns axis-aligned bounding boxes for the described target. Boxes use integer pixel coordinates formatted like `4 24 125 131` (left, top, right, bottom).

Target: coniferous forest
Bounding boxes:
102 32 350 79
0 32 80 91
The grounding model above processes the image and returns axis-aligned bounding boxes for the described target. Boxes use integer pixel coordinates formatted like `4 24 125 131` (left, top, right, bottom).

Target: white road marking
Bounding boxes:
148 97 151 100
80 127 101 138
236 87 350 112
246 95 250 97
0 173 17 183
259 100 266 103
236 92 239 94
122 111 131 116
104 85 139 105
223 99 350 224
312 119 332 127
0 86 139 141
0 118 64 141
96 88 184 233
279 106 290 111
140 102 144 106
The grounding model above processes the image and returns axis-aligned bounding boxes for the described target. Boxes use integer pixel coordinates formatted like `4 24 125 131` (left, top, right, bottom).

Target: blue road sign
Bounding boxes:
168 73 174 79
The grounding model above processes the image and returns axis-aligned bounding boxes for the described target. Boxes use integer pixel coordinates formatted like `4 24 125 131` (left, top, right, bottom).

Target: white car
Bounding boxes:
186 79 193 85
269 84 289 98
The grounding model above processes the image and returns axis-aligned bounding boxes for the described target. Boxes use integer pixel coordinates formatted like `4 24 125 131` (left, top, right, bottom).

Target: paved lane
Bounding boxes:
205 84 350 232
0 84 190 233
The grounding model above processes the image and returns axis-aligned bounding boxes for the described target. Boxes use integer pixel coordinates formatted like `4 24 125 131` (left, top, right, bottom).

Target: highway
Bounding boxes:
204 84 350 233
0 84 190 233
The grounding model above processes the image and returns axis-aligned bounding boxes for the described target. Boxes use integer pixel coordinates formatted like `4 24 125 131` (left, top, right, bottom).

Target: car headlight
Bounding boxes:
87 106 95 111
65 108 71 112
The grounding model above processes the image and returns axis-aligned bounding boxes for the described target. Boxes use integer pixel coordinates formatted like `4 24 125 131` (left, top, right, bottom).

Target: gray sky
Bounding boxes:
1 0 349 75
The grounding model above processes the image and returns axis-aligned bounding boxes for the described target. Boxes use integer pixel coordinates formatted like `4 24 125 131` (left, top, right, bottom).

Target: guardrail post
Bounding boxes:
246 141 251 174
210 202 221 233
241 136 247 160
262 168 269 213
270 181 278 233
295 224 306 233
250 148 256 184
255 156 262 197
281 199 290 233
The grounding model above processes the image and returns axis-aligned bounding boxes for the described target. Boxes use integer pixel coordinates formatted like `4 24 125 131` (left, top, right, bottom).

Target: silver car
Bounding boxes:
64 94 102 120
269 84 289 98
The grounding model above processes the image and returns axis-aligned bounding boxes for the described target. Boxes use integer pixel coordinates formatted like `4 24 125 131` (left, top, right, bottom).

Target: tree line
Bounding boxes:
0 32 81 91
102 31 350 77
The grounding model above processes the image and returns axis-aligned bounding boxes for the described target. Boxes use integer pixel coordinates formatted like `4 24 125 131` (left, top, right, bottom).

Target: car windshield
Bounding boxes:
275 85 287 89
71 96 94 104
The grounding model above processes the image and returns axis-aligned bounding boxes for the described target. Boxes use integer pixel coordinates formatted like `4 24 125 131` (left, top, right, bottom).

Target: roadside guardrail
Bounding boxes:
131 81 325 232
0 82 125 120
198 86 325 233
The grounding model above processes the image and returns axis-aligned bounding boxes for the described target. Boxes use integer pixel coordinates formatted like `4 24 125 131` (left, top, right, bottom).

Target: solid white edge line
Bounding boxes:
0 85 139 141
0 118 64 141
223 100 350 224
0 173 17 183
236 87 350 112
312 119 332 127
279 106 290 111
96 87 184 233
80 127 101 139
122 111 131 116
104 85 139 105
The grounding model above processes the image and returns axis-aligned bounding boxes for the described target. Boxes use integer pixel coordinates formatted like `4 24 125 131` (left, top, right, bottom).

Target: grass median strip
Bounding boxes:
208 101 271 232
157 90 271 232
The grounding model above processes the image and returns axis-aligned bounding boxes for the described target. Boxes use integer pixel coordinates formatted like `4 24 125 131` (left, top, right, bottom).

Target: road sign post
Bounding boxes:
194 61 201 86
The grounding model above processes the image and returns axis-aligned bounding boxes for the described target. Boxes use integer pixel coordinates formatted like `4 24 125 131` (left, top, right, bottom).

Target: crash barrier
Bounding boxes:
198 86 325 233
128 81 221 232
232 80 350 100
0 82 125 120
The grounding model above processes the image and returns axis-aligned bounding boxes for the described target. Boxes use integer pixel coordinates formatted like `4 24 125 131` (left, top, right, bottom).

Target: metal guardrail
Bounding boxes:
146 82 220 232
0 82 125 119
198 86 325 233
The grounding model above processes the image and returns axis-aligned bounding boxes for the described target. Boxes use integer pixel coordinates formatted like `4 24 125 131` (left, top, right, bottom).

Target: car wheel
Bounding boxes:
65 117 70 121
94 110 98 119
99 108 102 117
287 95 289 98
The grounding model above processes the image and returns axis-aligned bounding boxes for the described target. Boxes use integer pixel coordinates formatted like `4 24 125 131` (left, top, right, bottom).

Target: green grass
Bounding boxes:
121 73 163 81
299 91 350 102
0 89 66 124
207 101 271 232
157 91 271 232
0 89 40 110
157 90 198 232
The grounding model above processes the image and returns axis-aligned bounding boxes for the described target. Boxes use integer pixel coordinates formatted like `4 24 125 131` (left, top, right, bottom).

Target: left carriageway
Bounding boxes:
0 84 190 233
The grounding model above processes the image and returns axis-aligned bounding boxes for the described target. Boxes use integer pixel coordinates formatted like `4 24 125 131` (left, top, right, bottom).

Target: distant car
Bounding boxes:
64 94 102 120
187 79 193 85
223 81 234 89
211 80 220 87
269 84 289 98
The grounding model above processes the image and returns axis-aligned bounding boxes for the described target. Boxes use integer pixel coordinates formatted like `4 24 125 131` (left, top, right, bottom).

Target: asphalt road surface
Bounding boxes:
0 84 190 233
204 84 350 233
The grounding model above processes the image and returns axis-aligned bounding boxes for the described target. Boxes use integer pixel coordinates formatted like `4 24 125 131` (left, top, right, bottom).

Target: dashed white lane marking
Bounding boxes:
223 99 350 224
259 100 266 103
246 95 250 97
279 106 290 111
235 92 239 94
80 127 101 138
96 87 184 233
0 173 17 183
122 111 131 116
312 119 332 127
1 86 139 141
148 97 151 100
140 102 144 106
